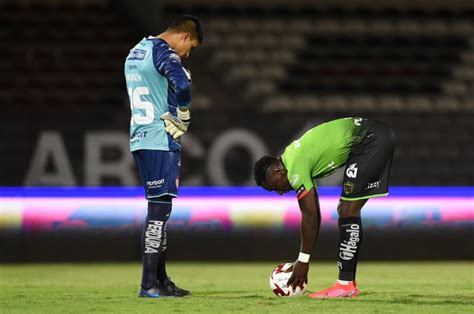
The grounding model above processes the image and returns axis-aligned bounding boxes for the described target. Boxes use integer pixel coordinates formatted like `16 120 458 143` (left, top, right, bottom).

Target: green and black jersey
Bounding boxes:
281 118 369 199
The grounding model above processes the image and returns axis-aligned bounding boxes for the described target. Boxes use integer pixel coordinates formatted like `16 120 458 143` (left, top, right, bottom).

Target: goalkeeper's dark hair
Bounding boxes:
254 156 279 186
167 15 204 43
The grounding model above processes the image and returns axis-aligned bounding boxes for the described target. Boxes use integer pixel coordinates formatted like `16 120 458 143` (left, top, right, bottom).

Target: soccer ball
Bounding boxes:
269 262 306 297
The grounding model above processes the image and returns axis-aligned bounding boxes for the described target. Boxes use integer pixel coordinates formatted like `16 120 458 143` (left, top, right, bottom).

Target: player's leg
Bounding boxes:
309 120 395 299
149 149 190 297
133 149 187 298
336 199 367 290
139 197 172 297
155 221 189 296
309 199 367 299
337 120 395 287
157 224 168 283
156 221 190 296
133 150 166 297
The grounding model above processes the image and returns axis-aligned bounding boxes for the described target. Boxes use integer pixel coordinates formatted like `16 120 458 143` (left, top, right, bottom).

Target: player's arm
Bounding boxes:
154 48 191 108
299 187 321 254
154 48 192 138
287 187 321 290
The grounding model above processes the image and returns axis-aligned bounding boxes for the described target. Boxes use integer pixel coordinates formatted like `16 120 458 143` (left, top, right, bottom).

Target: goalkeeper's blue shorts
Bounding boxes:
132 149 181 200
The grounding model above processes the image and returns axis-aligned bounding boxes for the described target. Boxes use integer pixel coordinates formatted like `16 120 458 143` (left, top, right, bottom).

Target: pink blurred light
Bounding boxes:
0 195 471 231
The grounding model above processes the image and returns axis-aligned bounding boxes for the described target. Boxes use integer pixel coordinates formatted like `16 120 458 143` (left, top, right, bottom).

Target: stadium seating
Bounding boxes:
0 1 134 112
1 1 472 185
165 4 474 185
193 6 474 113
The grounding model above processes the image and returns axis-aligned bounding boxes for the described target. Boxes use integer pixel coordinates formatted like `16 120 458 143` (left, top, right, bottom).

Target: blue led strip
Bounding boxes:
0 186 472 197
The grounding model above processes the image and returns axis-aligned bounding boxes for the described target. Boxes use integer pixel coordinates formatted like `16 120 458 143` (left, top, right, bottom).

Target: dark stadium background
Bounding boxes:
0 0 472 263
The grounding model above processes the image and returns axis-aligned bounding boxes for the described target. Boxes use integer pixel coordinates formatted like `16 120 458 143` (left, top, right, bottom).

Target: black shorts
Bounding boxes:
341 120 396 201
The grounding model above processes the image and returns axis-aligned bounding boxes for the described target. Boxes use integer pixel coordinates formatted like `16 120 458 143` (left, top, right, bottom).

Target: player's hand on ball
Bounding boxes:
287 261 309 291
160 108 190 139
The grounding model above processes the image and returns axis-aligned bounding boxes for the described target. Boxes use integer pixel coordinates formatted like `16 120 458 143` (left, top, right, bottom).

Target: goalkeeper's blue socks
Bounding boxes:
140 201 172 290
337 217 363 282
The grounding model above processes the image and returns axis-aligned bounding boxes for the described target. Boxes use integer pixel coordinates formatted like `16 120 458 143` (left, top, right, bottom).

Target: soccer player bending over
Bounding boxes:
124 15 203 298
254 118 395 298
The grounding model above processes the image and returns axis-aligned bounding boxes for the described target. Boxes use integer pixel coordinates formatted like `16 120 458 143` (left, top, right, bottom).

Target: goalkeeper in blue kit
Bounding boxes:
124 15 203 298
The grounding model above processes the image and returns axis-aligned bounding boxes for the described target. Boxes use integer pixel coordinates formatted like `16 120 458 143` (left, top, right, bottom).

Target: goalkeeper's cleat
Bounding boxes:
308 280 359 299
157 277 190 297
138 286 161 298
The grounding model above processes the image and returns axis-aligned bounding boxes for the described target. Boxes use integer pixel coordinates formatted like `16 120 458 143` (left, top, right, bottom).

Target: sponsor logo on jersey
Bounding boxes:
130 131 148 143
354 118 362 126
339 224 360 261
346 163 358 178
343 181 354 195
126 73 142 82
144 220 163 253
366 180 381 190
127 49 147 60
147 179 165 189
290 175 299 186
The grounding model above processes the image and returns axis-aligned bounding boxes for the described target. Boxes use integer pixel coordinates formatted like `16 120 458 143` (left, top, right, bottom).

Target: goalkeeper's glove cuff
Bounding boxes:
177 108 190 122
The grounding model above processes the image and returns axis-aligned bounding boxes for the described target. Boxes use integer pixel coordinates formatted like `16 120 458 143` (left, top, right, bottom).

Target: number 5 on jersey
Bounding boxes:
128 87 154 125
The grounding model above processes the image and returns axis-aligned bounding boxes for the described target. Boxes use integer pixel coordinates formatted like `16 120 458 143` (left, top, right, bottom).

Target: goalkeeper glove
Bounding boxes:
160 108 190 139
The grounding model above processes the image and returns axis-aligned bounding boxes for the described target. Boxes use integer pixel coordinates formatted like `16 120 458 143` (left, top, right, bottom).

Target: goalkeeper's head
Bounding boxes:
254 156 292 195
160 15 204 59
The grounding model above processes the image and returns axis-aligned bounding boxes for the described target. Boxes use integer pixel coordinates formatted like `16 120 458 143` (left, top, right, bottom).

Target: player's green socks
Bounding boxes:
337 217 363 281
140 201 171 290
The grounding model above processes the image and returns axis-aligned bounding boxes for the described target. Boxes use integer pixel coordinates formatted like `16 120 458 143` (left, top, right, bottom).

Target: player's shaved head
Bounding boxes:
167 15 204 44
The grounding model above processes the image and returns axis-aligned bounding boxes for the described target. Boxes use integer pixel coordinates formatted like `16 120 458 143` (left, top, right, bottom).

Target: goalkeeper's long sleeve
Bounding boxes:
153 44 191 108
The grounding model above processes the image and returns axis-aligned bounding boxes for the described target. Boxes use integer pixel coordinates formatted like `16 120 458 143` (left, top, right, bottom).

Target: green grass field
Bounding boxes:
1 262 473 313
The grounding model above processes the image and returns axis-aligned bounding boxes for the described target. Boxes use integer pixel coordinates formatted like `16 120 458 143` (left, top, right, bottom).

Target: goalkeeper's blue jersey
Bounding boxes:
124 37 191 152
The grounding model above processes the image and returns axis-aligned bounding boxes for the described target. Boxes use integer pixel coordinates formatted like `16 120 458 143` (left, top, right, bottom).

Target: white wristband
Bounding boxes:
298 252 310 263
